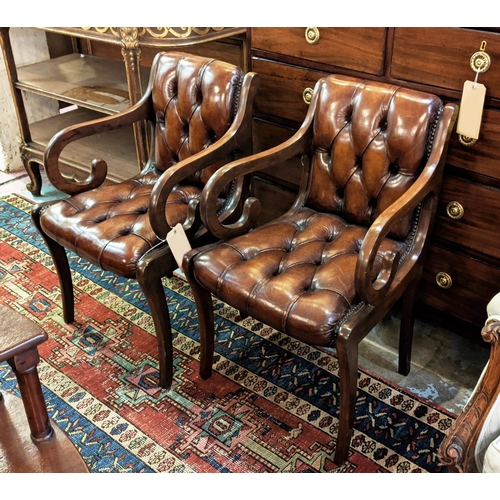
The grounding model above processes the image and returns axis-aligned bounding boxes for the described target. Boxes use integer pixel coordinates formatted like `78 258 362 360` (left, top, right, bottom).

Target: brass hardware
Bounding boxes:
305 27 320 45
470 40 491 74
446 201 464 220
302 87 314 105
436 272 453 289
458 135 478 147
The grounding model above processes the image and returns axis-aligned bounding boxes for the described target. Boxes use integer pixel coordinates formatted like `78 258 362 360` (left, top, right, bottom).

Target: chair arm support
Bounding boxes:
148 72 260 241
43 97 151 196
438 321 500 472
355 103 458 306
201 134 311 240
199 83 321 241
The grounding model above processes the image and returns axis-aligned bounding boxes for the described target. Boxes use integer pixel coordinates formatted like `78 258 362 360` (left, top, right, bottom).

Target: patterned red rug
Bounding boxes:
0 194 455 473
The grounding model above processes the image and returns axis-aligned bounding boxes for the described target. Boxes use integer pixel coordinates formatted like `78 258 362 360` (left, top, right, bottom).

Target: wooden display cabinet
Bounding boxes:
0 27 246 196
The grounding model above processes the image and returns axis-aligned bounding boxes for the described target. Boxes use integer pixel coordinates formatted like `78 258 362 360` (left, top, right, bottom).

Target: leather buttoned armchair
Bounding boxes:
183 74 458 464
31 51 259 390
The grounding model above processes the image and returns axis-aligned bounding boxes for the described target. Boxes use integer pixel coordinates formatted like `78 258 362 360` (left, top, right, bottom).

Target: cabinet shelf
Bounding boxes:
27 108 139 183
16 53 150 115
0 27 245 196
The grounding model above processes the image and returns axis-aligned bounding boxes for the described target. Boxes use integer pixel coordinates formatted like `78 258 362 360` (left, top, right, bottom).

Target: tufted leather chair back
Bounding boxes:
305 75 443 240
151 52 244 187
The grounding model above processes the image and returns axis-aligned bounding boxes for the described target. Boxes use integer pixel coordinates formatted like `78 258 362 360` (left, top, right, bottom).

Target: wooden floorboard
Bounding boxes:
0 392 89 473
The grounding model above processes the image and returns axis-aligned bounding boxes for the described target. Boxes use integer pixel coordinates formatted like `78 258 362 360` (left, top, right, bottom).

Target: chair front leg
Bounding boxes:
136 244 176 390
183 252 216 380
335 330 359 465
31 205 74 324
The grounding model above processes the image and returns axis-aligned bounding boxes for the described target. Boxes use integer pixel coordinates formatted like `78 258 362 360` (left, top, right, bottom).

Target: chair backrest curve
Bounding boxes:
305 74 443 240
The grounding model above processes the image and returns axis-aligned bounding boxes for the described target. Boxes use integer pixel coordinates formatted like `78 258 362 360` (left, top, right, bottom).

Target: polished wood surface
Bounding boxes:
434 175 500 264
391 28 500 99
252 27 387 75
421 245 500 326
252 57 328 124
0 392 89 473
446 106 500 181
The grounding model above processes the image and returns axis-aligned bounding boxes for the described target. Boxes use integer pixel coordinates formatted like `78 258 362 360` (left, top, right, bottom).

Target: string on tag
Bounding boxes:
473 68 481 90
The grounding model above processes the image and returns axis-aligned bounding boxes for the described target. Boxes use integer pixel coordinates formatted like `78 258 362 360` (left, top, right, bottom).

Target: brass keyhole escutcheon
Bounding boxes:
302 87 314 105
446 201 464 220
436 272 453 289
305 27 320 45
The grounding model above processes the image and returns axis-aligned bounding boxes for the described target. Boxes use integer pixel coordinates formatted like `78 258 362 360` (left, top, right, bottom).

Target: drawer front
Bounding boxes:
391 28 500 98
253 178 297 226
434 176 500 261
446 106 500 180
420 245 500 326
252 27 387 75
252 58 328 123
253 119 302 189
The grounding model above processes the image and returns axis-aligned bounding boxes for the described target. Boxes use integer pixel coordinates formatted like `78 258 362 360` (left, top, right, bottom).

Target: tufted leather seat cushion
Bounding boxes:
38 52 244 279
40 171 224 277
191 207 406 347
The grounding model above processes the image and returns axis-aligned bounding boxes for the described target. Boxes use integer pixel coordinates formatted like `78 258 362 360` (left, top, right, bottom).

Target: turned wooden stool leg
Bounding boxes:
8 347 54 442
1 304 54 442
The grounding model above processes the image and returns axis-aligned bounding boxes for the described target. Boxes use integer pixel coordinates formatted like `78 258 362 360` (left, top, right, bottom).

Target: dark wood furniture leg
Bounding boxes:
0 304 54 442
7 347 53 441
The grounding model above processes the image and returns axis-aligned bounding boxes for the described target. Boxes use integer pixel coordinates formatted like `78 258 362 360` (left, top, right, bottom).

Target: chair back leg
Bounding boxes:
398 278 419 376
335 331 359 464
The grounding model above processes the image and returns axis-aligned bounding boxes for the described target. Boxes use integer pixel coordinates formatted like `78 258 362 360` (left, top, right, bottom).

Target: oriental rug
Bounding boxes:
0 194 455 473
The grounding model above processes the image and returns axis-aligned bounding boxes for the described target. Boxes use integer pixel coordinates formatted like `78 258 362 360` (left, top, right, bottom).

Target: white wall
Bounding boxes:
0 27 59 172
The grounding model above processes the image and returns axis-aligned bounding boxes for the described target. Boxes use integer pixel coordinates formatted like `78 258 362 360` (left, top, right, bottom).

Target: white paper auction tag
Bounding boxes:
166 223 192 271
456 80 486 140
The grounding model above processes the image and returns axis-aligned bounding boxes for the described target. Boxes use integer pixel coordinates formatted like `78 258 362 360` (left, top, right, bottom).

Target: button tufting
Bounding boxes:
389 163 399 174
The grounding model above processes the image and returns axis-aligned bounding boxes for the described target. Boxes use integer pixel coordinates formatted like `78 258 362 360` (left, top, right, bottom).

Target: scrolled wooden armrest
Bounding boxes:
439 321 500 472
199 83 321 241
149 72 260 241
355 103 458 306
44 97 151 196
200 136 310 240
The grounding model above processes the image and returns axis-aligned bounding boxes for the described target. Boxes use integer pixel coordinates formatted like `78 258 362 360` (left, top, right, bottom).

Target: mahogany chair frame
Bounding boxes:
182 78 458 464
31 53 259 390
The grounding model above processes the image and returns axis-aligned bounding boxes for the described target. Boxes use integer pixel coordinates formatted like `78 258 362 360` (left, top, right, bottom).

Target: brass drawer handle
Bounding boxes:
302 87 314 105
458 135 477 147
436 272 453 289
305 27 320 45
446 201 464 220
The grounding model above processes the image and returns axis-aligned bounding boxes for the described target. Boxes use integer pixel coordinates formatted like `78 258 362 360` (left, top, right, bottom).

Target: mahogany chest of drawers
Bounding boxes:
248 27 500 338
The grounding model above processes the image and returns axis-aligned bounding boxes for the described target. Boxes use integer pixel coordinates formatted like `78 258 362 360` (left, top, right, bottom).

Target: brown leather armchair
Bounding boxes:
183 74 458 464
31 51 258 390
